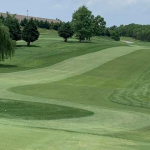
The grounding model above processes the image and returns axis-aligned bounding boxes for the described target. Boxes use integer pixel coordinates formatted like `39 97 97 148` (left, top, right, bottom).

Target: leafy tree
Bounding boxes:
0 14 5 24
44 20 50 29
58 22 74 42
110 31 120 41
53 22 61 30
0 21 16 61
5 12 21 41
20 18 28 26
72 6 94 42
93 15 106 36
39 20 44 28
105 28 110 37
22 18 40 46
116 23 150 42
110 25 117 31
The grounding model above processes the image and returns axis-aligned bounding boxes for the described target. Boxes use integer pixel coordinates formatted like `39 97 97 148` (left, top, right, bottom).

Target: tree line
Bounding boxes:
0 6 121 61
58 6 120 42
20 17 62 30
0 12 40 46
117 24 150 42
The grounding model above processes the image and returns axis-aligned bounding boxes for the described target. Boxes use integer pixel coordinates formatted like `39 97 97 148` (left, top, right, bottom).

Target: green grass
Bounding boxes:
0 99 93 120
1 30 150 150
0 30 126 73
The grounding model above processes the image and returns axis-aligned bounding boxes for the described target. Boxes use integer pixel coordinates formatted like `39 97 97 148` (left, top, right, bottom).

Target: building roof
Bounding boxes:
0 12 60 23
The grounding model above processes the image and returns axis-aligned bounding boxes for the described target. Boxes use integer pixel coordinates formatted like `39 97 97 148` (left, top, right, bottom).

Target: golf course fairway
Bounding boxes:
1 34 150 150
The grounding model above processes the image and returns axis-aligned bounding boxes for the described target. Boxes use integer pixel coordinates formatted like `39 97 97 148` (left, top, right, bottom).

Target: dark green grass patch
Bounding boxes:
0 99 94 120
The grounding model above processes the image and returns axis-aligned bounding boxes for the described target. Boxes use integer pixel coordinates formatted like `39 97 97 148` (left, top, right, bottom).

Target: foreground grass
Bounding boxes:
1 30 150 149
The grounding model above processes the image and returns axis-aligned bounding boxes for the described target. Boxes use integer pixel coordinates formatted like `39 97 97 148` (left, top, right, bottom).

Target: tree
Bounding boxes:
20 18 28 26
22 18 40 46
72 6 94 42
58 22 74 42
105 28 110 37
39 20 44 28
44 20 50 29
110 31 120 41
53 22 61 30
5 12 21 41
0 14 5 24
0 21 16 61
93 15 106 36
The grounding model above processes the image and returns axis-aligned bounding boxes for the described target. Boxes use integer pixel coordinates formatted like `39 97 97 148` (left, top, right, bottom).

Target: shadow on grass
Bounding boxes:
17 45 41 48
0 64 18 68
63 41 96 44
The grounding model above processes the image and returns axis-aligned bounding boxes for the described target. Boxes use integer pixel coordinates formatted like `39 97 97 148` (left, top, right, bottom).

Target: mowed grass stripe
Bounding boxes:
0 46 145 87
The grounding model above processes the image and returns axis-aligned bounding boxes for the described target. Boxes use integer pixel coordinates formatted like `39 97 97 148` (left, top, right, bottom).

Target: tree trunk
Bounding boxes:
27 41 30 46
64 38 67 42
79 37 82 43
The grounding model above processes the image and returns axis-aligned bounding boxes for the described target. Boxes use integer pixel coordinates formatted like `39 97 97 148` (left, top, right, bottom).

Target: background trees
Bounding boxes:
117 24 150 42
0 21 16 61
72 6 94 42
22 19 40 46
110 31 120 41
4 13 21 41
93 15 106 36
58 22 74 42
20 18 28 27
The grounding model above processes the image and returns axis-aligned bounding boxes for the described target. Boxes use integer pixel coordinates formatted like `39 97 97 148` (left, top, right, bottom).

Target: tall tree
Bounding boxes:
20 18 28 26
22 18 40 46
93 15 106 36
58 22 74 42
5 12 21 41
105 28 110 37
72 6 94 42
0 14 5 24
0 21 15 61
110 31 120 41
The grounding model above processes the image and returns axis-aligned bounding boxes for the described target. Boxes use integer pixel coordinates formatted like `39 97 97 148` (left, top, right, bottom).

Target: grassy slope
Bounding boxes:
1 30 150 149
0 29 126 73
11 48 150 142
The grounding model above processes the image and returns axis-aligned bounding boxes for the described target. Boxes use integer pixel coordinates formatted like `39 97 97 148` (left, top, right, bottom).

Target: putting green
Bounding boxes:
1 45 150 150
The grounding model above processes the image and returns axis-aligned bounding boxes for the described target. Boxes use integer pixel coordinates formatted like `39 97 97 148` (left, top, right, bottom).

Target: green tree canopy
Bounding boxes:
0 15 5 24
93 15 106 36
58 22 74 42
4 12 21 41
110 31 120 41
72 6 94 42
22 18 40 46
0 22 16 61
20 18 28 27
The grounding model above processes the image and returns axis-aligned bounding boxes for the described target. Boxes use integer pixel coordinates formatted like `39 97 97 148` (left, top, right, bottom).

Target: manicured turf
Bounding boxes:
0 99 93 120
0 30 126 73
1 31 150 150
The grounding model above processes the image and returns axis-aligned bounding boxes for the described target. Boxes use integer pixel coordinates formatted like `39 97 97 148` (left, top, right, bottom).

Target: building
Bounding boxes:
0 12 60 23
